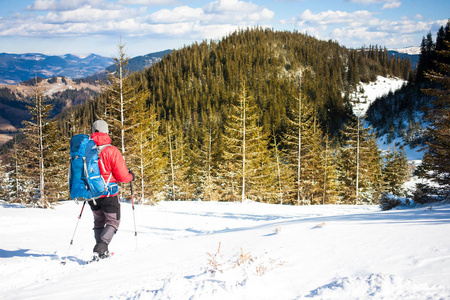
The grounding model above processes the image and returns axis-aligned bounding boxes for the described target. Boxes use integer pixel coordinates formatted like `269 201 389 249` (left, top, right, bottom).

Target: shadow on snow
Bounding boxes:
0 248 56 259
141 206 450 238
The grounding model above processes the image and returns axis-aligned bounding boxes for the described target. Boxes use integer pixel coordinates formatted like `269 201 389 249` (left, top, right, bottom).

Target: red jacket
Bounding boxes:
91 132 133 196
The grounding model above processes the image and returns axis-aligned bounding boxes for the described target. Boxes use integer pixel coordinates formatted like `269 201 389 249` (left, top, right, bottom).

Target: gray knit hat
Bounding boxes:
93 120 108 134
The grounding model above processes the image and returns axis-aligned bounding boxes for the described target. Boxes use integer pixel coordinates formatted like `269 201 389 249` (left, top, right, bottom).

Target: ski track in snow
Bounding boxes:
1 200 450 300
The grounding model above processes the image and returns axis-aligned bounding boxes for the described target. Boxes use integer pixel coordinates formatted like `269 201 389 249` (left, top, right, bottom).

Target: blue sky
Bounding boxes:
0 0 448 57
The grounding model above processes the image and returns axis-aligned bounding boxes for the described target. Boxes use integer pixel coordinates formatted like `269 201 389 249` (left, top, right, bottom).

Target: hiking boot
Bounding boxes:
98 250 110 259
93 241 108 258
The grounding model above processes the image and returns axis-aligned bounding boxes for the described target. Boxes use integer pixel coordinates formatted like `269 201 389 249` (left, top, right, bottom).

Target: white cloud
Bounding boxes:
298 9 373 26
291 8 443 49
333 26 388 40
3 0 440 52
148 0 274 26
349 0 402 8
382 0 401 9
27 0 106 11
370 18 433 34
118 0 179 5
148 6 204 24
27 0 58 11
45 7 131 23
202 0 274 23
3 0 274 41
204 0 260 13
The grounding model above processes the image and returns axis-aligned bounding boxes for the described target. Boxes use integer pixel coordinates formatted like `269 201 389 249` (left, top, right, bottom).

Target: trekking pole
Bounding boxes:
61 201 86 265
130 181 138 250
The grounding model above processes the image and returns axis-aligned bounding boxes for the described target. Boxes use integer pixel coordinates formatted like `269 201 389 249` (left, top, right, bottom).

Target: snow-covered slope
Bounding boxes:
1 200 449 299
390 47 421 55
354 75 407 117
353 76 425 162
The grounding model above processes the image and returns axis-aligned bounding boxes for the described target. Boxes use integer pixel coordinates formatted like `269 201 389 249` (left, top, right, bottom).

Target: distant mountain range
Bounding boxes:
106 49 172 73
388 47 420 69
0 49 173 146
0 53 113 84
0 49 173 85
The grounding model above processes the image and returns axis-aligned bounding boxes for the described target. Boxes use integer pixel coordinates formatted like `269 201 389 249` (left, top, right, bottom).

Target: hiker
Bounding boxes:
89 120 134 258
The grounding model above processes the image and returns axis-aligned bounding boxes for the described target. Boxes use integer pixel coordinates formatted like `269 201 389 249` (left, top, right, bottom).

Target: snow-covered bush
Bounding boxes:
379 193 409 210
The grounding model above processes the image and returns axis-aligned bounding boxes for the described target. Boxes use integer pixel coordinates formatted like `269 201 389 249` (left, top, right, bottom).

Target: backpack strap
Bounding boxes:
97 144 114 195
97 144 111 155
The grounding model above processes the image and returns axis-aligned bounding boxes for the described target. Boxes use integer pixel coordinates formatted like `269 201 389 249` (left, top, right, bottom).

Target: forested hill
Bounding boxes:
142 27 412 136
68 28 412 137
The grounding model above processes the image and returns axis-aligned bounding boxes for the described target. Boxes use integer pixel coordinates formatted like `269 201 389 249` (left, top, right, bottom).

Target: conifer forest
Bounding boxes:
1 24 449 208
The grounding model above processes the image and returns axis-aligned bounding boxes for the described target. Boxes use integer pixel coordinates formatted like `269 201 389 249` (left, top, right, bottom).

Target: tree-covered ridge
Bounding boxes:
145 27 412 137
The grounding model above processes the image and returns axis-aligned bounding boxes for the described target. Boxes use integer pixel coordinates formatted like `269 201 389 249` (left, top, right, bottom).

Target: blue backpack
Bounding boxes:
69 134 118 201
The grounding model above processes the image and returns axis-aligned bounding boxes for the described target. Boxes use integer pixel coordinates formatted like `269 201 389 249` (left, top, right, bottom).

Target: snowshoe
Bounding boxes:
86 250 112 264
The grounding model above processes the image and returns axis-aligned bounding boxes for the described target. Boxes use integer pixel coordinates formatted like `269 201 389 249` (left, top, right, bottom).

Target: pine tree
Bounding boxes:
283 76 327 205
222 82 276 202
321 132 339 204
101 38 139 154
194 115 222 201
416 32 436 83
0 158 8 200
337 117 384 204
166 122 192 201
66 107 85 137
300 115 328 205
43 120 69 202
250 129 278 203
20 76 63 207
128 90 167 204
271 134 294 204
283 79 306 204
415 40 450 202
5 137 25 202
383 147 410 196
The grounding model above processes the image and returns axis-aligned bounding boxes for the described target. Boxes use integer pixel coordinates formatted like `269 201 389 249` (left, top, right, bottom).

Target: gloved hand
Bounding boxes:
128 169 135 181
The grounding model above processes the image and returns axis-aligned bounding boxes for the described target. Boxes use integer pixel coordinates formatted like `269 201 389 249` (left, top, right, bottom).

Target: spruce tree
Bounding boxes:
43 121 69 202
415 40 450 202
125 88 168 204
20 77 63 207
321 132 339 204
283 79 307 204
283 76 328 205
272 134 294 204
337 117 384 204
300 115 328 204
166 122 192 201
0 158 8 200
250 129 278 203
383 147 410 196
194 115 222 201
222 82 275 202
101 39 139 154
416 32 436 84
5 137 25 203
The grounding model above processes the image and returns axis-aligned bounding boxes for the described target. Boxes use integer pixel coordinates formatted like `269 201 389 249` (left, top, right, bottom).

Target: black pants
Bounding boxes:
89 195 121 231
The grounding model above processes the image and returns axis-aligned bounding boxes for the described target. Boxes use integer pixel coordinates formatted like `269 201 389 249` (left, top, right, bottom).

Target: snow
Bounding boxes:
354 75 407 117
1 200 450 299
352 76 423 161
389 47 421 55
377 135 425 162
